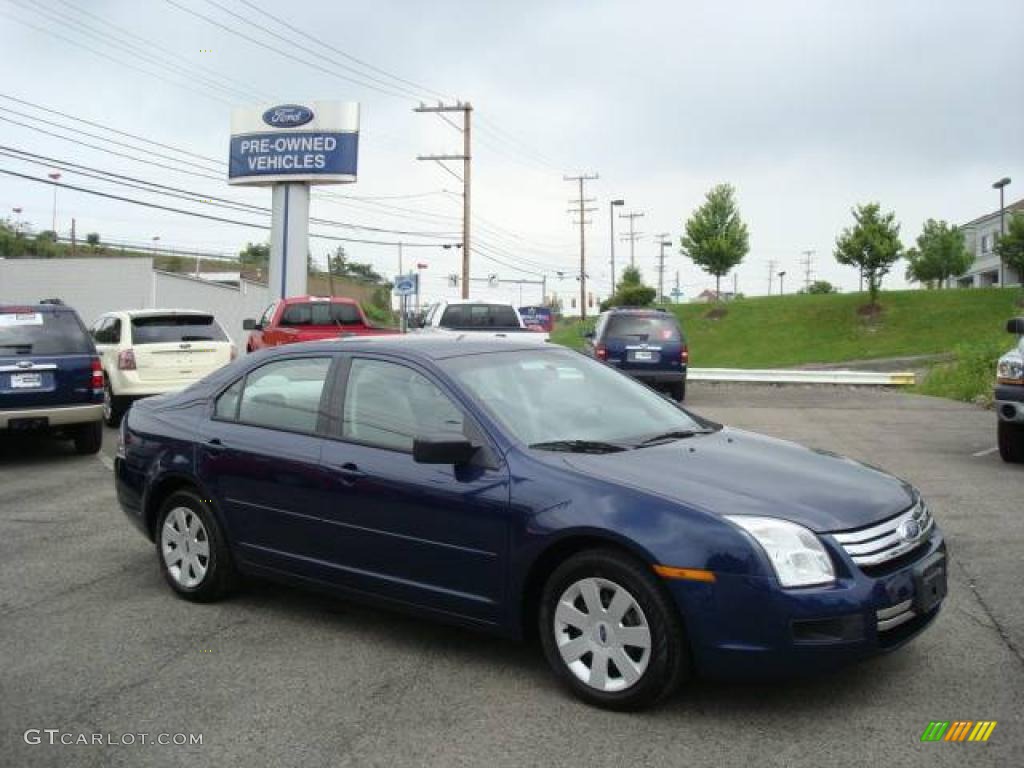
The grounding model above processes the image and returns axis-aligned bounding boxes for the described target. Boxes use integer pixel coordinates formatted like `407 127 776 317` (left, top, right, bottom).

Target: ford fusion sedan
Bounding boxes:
115 336 946 710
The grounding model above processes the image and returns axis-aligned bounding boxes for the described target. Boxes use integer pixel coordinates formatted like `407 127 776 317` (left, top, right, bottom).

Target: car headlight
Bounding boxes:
997 358 1024 385
725 516 835 587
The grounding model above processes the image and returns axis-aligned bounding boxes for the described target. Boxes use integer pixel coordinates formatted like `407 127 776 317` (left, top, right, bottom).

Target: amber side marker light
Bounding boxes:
653 565 716 583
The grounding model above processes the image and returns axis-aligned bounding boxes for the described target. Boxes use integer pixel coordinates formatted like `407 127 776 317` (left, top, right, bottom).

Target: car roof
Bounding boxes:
281 295 358 305
0 302 76 313
433 299 516 306
261 333 559 361
103 309 217 318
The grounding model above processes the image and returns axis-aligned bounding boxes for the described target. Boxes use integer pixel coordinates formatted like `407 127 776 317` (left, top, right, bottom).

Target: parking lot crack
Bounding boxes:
952 556 1024 668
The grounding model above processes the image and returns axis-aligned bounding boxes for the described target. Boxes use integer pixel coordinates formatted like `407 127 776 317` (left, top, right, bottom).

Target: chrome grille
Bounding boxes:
832 499 933 568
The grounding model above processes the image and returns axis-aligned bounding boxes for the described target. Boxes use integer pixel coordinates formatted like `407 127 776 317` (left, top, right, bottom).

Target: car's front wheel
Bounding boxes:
156 490 237 602
998 420 1024 463
538 548 689 710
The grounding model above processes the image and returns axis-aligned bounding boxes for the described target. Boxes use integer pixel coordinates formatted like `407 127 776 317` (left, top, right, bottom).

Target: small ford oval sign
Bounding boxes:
262 104 314 128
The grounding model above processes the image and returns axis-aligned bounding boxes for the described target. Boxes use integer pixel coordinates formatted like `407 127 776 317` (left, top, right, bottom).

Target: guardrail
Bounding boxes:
689 368 916 386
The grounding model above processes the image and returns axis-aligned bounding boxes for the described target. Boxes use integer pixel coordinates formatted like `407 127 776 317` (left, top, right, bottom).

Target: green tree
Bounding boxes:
904 219 972 288
995 211 1024 282
0 219 29 257
604 265 656 308
32 230 59 258
328 246 347 276
239 241 269 275
834 202 903 306
680 184 749 299
86 232 101 253
799 279 838 295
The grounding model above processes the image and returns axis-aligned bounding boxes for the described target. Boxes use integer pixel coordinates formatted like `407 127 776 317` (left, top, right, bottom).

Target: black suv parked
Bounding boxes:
0 302 104 453
583 308 688 401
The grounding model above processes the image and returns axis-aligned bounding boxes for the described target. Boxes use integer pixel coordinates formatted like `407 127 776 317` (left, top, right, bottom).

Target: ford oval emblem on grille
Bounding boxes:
897 519 921 543
262 104 314 128
17 360 32 369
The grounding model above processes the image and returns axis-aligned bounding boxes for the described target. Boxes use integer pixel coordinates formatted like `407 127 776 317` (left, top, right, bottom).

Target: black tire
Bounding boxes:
155 490 237 602
103 381 127 427
538 548 689 711
669 379 686 402
998 420 1024 463
72 421 103 454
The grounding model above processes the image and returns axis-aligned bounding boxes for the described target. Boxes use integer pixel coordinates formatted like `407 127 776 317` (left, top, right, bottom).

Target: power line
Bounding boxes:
0 167 454 248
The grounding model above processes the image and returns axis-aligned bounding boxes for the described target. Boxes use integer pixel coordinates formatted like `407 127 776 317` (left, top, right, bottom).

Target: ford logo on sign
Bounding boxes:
262 104 314 128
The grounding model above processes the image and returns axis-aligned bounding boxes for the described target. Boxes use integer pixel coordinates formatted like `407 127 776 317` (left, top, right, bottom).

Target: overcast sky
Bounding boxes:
1 0 1022 306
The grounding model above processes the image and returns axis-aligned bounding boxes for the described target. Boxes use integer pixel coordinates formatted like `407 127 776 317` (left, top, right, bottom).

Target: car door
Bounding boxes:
317 355 511 624
196 354 337 576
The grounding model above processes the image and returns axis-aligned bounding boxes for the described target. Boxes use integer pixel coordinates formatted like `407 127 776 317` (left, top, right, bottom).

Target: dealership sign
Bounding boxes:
228 101 359 185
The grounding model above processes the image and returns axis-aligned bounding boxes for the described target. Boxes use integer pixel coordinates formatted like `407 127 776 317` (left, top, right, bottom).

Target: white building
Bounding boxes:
958 197 1023 287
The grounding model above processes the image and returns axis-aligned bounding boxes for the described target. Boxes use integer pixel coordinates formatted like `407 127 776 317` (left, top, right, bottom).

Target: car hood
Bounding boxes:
561 428 915 532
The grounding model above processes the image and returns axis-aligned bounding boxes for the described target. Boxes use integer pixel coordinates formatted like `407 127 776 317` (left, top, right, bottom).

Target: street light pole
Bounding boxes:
778 270 786 295
609 199 624 295
993 177 1011 286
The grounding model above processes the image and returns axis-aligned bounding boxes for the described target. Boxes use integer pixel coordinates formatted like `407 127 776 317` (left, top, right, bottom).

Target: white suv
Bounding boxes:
90 310 235 426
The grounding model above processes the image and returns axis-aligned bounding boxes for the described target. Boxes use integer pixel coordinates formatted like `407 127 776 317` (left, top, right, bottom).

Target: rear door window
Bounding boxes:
439 304 520 329
130 315 227 344
0 309 93 355
604 315 681 342
280 302 361 326
236 357 332 433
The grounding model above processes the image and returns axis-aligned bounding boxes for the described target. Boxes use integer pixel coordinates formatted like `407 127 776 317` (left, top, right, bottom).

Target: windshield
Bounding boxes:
439 304 521 329
604 314 681 342
131 315 227 343
440 348 708 447
0 309 93 355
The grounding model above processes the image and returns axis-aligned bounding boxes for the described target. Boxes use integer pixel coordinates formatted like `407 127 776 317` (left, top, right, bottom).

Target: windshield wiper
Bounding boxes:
529 439 628 454
635 429 712 447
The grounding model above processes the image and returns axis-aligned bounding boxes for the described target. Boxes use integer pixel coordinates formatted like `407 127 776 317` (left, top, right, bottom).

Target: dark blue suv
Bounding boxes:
584 308 688 401
0 302 104 453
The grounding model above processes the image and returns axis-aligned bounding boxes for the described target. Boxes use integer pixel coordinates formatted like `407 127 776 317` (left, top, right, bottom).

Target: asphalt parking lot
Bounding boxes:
2 384 1022 768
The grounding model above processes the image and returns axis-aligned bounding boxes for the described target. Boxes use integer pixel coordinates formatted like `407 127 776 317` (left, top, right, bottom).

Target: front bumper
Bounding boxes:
0 403 103 429
995 384 1024 423
669 524 947 679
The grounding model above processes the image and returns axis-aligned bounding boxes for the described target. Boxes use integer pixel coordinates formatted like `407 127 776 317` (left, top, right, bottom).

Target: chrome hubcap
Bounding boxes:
102 386 111 420
161 507 210 588
554 577 651 692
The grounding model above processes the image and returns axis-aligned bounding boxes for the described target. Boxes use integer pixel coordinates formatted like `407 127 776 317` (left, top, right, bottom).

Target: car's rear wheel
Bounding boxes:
156 490 237 602
998 420 1024 463
538 548 689 710
669 380 686 402
72 421 103 454
103 382 127 427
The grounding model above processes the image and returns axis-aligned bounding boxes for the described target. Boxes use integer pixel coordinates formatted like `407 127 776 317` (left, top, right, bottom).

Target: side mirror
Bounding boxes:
1007 317 1024 335
413 433 478 465
242 318 260 331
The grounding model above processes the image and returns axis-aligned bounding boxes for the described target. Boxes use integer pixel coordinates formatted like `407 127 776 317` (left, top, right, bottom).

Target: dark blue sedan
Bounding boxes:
115 335 947 710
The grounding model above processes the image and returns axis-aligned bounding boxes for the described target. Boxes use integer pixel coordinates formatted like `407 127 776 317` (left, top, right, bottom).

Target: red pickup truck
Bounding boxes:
243 296 397 352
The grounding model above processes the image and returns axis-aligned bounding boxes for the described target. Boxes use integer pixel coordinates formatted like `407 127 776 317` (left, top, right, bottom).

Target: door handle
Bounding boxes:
206 438 225 454
334 462 366 484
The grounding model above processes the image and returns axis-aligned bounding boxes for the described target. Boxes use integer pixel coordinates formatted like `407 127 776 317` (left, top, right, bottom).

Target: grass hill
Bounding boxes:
552 288 1021 369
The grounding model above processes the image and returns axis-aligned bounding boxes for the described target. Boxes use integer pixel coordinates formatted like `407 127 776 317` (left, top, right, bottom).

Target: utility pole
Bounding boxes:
801 249 815 291
609 199 624 294
778 270 787 296
654 233 670 303
619 211 644 268
415 102 472 298
767 259 777 296
565 173 599 319
674 270 680 304
70 218 77 257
